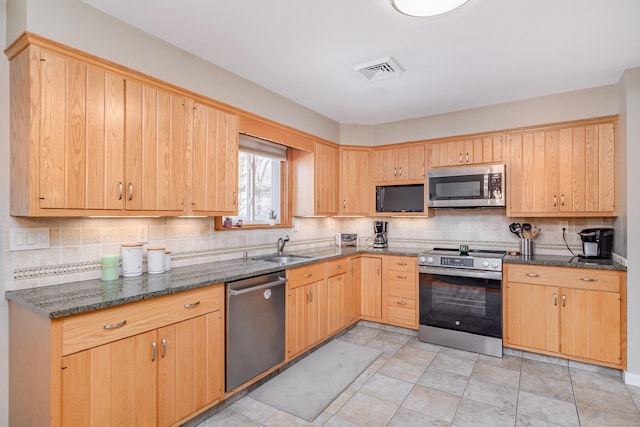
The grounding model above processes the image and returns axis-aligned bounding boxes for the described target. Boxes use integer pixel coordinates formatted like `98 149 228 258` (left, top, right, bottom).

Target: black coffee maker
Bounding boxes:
578 228 614 260
373 221 388 249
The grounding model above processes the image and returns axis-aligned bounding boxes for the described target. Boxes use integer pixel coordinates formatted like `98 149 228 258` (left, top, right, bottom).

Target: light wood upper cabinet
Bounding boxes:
9 45 126 216
340 147 371 215
504 264 626 368
192 102 239 215
507 120 616 217
372 145 425 182
429 135 504 168
292 141 339 216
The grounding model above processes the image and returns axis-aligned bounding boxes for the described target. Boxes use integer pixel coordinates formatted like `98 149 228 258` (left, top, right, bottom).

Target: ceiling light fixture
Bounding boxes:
390 0 470 17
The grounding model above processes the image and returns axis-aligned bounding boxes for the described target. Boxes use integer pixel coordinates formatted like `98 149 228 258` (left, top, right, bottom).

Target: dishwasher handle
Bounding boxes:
228 277 288 297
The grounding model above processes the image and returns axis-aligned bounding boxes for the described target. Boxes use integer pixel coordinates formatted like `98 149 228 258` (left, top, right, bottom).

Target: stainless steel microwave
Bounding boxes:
427 164 505 208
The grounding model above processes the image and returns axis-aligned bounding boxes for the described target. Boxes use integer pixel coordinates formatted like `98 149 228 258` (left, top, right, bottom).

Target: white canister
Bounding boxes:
147 247 166 274
121 243 143 277
165 250 172 271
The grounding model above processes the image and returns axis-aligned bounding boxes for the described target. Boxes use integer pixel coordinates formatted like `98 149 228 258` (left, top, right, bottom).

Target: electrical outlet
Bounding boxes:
559 221 569 231
10 227 50 251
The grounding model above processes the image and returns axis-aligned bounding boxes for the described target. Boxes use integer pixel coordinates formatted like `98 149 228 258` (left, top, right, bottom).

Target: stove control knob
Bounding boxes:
482 261 490 268
491 261 500 269
427 256 434 264
418 255 426 264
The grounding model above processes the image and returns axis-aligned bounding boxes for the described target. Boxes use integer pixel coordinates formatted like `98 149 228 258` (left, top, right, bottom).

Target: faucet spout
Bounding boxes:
277 234 290 254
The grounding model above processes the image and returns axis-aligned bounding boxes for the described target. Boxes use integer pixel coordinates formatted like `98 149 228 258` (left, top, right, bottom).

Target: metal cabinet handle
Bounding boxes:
118 182 123 200
151 341 157 362
309 290 313 303
561 194 565 206
459 153 463 163
304 273 313 278
394 167 397 176
336 265 342 269
466 153 469 163
397 275 407 279
553 195 557 207
103 320 126 330
396 301 407 306
525 273 540 277
580 277 598 282
554 293 557 306
161 338 167 358
399 167 402 176
376 264 380 275
397 262 407 266
184 301 200 308
562 295 566 307
233 191 237 205
343 200 346 209
128 183 133 201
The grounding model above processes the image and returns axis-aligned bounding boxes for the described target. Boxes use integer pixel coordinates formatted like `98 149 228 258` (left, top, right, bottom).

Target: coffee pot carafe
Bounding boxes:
373 221 388 249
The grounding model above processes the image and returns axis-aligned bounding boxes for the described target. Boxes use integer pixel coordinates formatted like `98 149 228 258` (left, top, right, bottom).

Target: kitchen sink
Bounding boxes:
251 254 312 264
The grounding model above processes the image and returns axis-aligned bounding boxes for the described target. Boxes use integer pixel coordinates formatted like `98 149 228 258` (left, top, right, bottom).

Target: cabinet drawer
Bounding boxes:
327 258 349 277
506 264 620 292
62 285 222 355
387 271 416 283
287 262 327 288
387 256 416 273
387 295 416 310
387 287 415 300
388 306 417 327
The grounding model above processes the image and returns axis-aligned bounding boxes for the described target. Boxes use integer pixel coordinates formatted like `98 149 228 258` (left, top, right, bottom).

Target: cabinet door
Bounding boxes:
308 280 328 346
192 103 239 214
340 148 371 215
560 288 621 365
157 312 223 427
349 257 362 322
405 145 426 180
286 285 309 358
505 282 559 352
371 148 395 182
557 123 616 214
125 83 190 213
327 274 345 335
39 50 125 211
61 330 157 427
507 131 558 215
314 142 339 215
360 257 382 319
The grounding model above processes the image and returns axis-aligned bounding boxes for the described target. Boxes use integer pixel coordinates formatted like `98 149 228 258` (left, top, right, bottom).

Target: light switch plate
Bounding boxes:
10 227 50 251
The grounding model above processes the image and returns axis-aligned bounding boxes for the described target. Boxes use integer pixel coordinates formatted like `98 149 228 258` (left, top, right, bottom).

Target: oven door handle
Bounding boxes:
418 265 502 281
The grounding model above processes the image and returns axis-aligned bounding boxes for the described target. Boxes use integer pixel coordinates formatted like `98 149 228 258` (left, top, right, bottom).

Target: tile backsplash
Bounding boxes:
3 212 614 291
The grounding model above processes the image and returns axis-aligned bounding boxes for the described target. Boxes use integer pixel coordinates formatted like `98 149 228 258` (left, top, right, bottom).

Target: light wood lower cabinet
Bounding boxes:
504 264 626 368
286 263 328 359
360 256 383 321
10 285 225 427
384 256 418 329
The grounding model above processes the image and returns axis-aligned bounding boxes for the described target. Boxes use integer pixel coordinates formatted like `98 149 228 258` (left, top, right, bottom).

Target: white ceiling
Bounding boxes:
83 0 640 125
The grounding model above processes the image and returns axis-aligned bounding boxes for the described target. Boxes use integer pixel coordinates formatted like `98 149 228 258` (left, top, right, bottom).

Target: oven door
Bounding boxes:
419 266 502 338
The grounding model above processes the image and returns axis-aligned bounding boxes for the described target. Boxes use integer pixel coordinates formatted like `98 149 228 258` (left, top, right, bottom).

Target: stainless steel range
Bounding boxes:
418 247 505 357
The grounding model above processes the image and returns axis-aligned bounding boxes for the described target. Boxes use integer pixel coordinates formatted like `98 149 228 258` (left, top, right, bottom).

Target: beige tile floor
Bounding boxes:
195 324 640 427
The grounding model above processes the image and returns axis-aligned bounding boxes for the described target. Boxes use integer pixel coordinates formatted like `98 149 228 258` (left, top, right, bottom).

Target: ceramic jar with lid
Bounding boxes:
121 243 143 277
147 247 166 274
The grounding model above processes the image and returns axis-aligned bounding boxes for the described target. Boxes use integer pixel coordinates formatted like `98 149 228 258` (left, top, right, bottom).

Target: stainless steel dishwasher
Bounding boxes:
226 271 287 391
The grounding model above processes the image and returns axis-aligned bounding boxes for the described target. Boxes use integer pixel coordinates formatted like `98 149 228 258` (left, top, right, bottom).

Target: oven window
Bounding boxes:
419 273 502 338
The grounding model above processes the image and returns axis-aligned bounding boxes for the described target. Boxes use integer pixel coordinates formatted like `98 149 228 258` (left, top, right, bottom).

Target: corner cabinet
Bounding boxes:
503 264 626 369
7 34 239 217
291 141 340 216
339 147 371 215
506 118 617 217
9 285 225 427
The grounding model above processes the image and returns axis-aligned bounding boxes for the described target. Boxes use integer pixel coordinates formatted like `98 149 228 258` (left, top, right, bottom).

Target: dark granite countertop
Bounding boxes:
6 244 626 319
4 245 427 319
504 254 627 271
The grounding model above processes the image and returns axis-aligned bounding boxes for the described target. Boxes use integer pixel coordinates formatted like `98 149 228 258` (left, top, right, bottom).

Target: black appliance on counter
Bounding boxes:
418 248 505 358
578 228 613 261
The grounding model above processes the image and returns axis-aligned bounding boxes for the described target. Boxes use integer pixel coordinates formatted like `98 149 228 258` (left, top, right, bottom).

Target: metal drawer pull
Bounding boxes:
525 273 540 277
396 301 407 306
151 341 157 362
336 265 342 269
580 277 598 282
118 182 123 200
554 293 557 306
184 301 200 308
103 320 127 330
562 295 566 307
304 273 313 278
397 275 407 279
128 183 133 201
397 262 407 266
161 338 167 358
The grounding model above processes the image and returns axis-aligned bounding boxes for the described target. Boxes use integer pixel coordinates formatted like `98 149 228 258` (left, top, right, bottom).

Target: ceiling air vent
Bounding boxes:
353 56 403 81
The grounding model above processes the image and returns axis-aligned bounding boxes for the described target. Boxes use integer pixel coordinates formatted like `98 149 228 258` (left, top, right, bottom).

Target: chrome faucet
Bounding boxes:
277 235 290 254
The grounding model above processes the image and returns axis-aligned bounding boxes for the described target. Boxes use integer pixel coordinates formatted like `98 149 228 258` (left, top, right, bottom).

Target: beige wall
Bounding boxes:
341 84 619 146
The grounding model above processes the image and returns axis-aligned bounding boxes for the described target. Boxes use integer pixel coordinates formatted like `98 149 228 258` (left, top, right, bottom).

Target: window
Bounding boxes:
230 134 287 226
